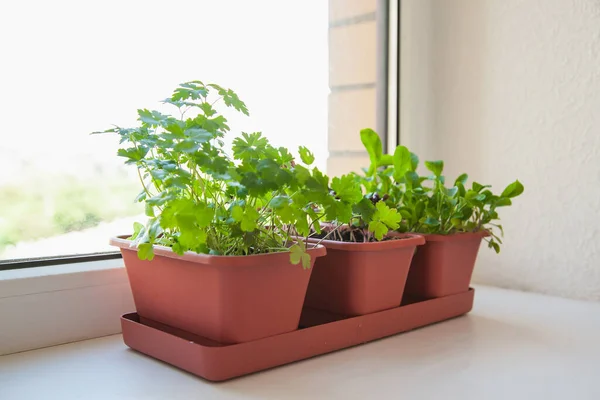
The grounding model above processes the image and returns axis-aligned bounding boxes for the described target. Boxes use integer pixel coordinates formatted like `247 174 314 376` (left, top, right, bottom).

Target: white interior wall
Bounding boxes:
400 0 600 301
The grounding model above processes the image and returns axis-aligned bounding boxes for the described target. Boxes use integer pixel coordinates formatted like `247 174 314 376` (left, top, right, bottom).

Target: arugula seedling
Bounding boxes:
356 128 524 253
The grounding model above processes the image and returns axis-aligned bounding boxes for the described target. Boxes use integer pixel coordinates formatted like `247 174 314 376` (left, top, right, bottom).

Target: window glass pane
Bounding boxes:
0 0 328 260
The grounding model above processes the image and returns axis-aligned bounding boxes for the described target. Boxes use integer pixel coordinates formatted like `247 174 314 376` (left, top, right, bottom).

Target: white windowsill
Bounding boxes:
0 258 125 294
1 285 599 399
0 259 134 355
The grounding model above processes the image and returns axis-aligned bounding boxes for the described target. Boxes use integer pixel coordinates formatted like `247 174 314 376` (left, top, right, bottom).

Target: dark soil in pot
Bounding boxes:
309 228 399 243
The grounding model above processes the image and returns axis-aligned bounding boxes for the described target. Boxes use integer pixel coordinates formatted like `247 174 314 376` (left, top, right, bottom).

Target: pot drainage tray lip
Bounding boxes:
121 289 474 382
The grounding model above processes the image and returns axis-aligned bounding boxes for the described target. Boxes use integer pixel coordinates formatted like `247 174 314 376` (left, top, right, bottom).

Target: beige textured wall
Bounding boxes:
327 0 377 176
401 0 600 301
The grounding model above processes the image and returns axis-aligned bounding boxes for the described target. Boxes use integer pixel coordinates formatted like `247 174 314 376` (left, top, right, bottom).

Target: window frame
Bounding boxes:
384 0 400 152
0 0 402 356
0 0 399 271
0 252 122 272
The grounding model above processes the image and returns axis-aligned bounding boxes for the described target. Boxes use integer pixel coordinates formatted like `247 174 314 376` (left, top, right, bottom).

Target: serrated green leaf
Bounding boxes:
331 175 363 204
300 253 311 269
240 207 259 232
231 205 244 222
293 164 311 184
298 146 315 165
290 243 303 264
171 85 207 102
130 222 145 240
277 147 295 165
368 220 388 241
165 121 185 137
290 241 311 269
353 198 376 222
145 203 155 217
324 199 353 223
147 218 162 239
149 169 168 180
172 242 186 255
134 190 147 203
295 214 310 236
178 228 207 250
117 147 148 163
199 102 216 117
306 168 329 192
276 204 295 223
184 128 213 142
372 201 401 230
138 243 154 261
196 204 214 228
173 139 200 153
138 109 168 126
146 192 176 207
271 195 291 209
232 132 269 161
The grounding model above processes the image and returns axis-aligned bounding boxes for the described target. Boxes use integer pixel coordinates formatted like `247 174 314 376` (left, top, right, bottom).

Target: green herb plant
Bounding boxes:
310 129 404 243
321 174 402 242
357 128 420 207
357 128 524 253
94 81 332 268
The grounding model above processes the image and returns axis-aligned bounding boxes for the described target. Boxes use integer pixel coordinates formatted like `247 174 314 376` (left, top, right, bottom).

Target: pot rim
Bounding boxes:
305 233 425 252
110 235 327 266
418 231 490 242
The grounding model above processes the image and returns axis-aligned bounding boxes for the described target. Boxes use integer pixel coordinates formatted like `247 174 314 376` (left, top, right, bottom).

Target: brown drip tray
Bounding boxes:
121 289 474 381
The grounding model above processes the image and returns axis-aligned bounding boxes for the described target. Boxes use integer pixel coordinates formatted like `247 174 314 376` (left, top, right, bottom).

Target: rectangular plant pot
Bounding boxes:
404 232 485 299
303 234 425 316
110 236 326 344
121 289 475 381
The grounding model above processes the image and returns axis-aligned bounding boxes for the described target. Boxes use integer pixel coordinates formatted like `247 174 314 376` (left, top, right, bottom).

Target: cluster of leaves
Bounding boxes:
96 81 523 259
321 180 402 242
312 140 404 242
353 128 524 253
95 81 339 268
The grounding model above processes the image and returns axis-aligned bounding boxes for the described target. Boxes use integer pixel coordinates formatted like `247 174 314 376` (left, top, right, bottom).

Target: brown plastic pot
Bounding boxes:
110 236 326 344
303 234 425 316
404 232 486 299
